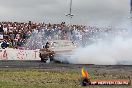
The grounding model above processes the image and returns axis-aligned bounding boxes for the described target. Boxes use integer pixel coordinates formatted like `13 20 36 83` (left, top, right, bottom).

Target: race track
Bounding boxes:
0 60 82 69
0 60 132 75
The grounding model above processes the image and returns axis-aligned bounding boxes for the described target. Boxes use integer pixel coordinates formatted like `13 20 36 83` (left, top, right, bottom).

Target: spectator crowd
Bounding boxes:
0 21 123 49
0 21 86 49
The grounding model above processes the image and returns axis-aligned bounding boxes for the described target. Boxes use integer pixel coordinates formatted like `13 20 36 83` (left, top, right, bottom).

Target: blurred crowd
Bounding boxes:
0 21 86 49
0 21 119 49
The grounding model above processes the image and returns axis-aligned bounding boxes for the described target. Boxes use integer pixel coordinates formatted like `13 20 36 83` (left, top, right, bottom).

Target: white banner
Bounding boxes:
0 48 40 60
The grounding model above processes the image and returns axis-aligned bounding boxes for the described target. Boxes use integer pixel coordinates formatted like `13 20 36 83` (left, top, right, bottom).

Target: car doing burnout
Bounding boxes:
39 40 77 63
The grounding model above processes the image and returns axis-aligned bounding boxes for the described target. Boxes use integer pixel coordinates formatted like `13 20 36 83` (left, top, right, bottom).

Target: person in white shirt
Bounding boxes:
3 25 8 33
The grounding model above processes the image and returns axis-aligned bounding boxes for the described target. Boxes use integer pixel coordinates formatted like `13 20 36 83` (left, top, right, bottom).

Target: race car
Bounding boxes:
39 40 77 63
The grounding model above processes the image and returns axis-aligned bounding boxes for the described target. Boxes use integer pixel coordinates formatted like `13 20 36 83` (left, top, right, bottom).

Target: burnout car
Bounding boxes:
39 40 77 63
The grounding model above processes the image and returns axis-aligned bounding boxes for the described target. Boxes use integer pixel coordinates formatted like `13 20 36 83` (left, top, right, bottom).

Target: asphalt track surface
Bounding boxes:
0 60 82 69
0 60 132 73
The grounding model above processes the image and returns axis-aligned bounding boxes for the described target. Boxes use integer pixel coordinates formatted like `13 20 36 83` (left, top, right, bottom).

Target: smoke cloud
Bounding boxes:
70 36 132 65
65 21 132 65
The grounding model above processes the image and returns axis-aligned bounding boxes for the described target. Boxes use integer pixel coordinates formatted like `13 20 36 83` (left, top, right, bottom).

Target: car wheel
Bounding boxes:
49 55 54 62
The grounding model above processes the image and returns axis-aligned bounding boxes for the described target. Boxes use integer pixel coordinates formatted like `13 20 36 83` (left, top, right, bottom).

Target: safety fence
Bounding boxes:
0 48 40 60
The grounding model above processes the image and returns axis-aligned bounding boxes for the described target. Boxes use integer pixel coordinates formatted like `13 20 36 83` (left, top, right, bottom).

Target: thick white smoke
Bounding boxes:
69 36 132 65
67 24 132 65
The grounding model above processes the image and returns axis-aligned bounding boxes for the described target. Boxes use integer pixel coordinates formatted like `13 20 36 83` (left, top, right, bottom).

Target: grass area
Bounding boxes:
0 69 131 88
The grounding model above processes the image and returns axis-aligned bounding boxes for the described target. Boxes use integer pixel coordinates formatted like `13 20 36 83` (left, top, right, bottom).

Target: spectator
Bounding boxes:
1 40 9 49
0 25 4 32
0 21 115 49
0 25 4 39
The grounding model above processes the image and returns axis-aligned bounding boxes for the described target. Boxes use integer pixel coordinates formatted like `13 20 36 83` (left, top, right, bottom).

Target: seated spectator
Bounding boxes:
1 40 9 49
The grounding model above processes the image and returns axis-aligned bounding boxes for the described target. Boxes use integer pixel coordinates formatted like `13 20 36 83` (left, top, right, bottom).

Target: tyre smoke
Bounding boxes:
68 25 132 65
70 37 132 65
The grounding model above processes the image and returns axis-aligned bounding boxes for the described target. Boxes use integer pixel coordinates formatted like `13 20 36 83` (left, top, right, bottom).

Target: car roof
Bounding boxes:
51 40 73 43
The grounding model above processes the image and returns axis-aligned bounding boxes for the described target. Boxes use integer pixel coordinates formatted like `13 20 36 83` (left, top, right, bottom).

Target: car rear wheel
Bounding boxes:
40 58 45 62
40 54 47 63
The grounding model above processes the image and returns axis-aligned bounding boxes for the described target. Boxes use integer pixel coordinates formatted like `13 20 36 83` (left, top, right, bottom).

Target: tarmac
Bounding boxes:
0 60 132 75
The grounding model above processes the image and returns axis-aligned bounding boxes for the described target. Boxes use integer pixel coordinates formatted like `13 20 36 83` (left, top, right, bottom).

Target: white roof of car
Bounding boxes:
51 40 73 43
50 40 76 52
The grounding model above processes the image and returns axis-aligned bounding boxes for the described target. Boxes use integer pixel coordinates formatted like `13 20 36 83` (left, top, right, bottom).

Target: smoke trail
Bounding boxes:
69 37 132 65
67 25 132 65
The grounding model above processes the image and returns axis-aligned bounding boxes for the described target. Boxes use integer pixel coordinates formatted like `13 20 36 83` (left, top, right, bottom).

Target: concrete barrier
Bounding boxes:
0 48 40 60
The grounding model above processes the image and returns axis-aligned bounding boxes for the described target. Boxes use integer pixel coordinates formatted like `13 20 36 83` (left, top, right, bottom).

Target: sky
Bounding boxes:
0 0 130 25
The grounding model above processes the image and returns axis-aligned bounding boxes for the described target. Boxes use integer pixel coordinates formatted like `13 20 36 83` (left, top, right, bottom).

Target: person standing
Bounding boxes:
0 25 4 39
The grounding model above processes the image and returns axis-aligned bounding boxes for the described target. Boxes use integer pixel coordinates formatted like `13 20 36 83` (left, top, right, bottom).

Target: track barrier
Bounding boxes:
0 48 40 60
